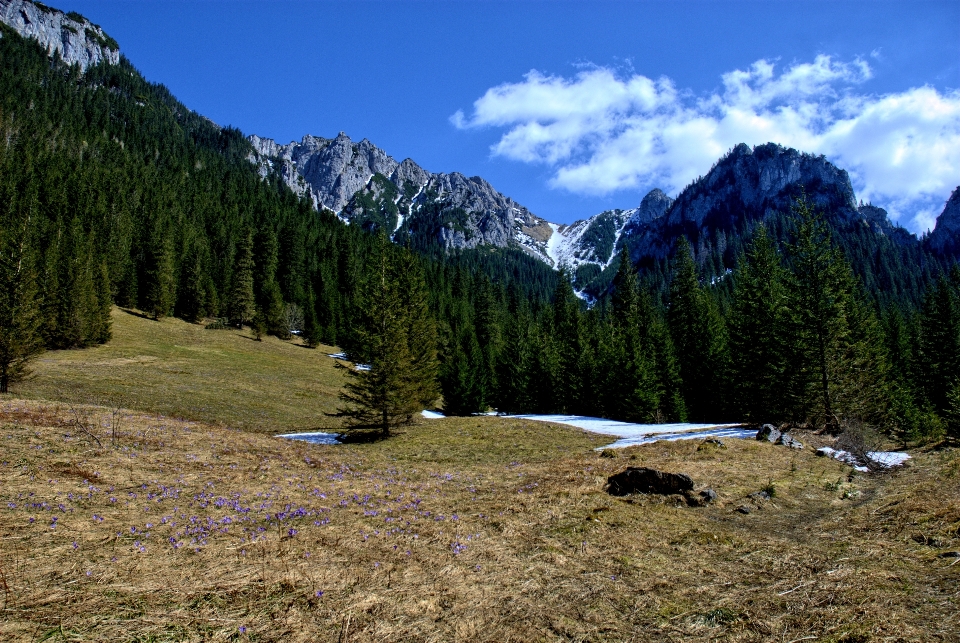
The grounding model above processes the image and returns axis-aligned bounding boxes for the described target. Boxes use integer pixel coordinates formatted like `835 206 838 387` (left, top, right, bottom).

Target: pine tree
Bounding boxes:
728 224 795 421
336 239 439 437
606 248 660 422
637 290 686 422
494 288 534 414
440 318 486 415
668 238 730 421
0 213 43 393
552 270 585 413
142 215 175 320
917 274 960 415
228 230 256 328
786 196 889 430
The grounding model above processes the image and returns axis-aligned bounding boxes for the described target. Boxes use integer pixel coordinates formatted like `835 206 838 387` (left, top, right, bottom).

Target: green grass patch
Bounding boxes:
12 307 347 433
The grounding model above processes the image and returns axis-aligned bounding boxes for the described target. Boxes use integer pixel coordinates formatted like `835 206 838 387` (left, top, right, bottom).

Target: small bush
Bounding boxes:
204 318 229 330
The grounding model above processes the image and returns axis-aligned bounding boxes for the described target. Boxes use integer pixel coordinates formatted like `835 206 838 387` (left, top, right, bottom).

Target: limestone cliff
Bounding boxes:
0 0 119 70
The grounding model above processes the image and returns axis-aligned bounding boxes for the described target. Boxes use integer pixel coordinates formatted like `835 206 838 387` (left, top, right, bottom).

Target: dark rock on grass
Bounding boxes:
736 505 752 514
685 488 719 507
777 433 804 449
748 490 771 501
599 448 618 458
757 424 803 449
607 467 694 496
756 424 781 443
938 551 960 558
700 488 718 503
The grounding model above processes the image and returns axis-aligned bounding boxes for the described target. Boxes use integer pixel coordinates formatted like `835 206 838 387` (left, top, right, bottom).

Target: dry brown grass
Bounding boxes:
1 399 958 642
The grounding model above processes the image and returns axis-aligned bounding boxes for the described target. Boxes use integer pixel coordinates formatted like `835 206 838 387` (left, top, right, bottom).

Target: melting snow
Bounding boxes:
816 446 911 472
276 431 340 445
508 415 752 448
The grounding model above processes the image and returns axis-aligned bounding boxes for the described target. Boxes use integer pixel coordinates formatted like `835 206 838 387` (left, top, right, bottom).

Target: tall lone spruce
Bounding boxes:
336 238 439 437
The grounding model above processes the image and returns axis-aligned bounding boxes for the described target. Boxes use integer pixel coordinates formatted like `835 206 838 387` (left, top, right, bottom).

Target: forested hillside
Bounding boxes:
0 17 958 445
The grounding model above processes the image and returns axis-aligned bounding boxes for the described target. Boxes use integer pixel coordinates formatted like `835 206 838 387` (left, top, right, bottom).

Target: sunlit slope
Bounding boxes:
15 308 347 432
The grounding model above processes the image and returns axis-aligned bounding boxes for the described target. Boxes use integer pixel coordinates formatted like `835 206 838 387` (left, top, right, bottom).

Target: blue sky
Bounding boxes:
59 1 959 233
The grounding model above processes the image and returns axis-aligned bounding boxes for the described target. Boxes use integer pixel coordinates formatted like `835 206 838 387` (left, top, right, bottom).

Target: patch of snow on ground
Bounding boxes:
276 432 340 445
421 410 445 419
509 414 751 448
817 446 911 471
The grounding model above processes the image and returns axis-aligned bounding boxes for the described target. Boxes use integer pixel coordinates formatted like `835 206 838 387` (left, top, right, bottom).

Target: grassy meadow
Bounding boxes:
15 308 349 434
0 310 958 642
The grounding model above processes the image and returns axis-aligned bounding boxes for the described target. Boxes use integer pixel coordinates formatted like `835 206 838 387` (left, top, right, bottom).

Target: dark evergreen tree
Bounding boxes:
336 239 440 436
728 224 795 421
142 214 175 320
786 196 889 429
228 230 256 328
668 238 730 421
0 212 43 392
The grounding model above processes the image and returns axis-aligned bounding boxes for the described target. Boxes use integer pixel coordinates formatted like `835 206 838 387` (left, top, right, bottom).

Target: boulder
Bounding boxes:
736 505 752 514
606 467 694 496
756 424 781 443
776 434 804 449
700 489 718 503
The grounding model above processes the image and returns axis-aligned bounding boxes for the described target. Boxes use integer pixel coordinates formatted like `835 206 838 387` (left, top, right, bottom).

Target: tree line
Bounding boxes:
432 197 959 444
0 24 957 445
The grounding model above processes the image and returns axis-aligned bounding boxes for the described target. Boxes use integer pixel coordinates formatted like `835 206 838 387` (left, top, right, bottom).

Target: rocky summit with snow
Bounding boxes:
247 131 960 284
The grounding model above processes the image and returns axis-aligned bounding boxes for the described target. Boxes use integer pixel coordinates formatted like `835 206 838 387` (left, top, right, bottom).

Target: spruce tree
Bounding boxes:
606 248 660 422
729 224 795 421
637 290 686 421
494 289 534 414
142 215 175 320
786 196 889 430
668 238 730 421
551 271 585 413
228 230 256 328
917 274 960 415
336 239 439 436
0 214 43 393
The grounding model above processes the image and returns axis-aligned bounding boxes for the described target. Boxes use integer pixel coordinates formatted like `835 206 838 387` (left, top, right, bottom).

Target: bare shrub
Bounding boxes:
835 417 883 471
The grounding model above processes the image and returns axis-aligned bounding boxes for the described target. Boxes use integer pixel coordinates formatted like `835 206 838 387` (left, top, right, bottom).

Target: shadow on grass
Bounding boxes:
119 308 156 321
335 430 391 444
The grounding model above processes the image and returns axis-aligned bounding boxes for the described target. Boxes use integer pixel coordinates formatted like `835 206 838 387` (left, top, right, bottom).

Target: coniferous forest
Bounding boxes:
0 24 958 444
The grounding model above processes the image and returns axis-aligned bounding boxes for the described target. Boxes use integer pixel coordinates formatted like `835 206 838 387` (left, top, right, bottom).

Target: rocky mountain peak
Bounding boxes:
926 187 960 256
0 0 120 70
632 188 674 225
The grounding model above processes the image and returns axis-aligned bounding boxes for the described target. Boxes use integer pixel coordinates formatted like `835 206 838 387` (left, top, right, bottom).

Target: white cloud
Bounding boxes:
452 56 960 234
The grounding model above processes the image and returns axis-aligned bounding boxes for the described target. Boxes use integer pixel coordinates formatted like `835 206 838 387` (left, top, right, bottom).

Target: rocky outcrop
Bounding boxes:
250 131 553 253
248 133 400 213
0 0 119 70
926 187 960 256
